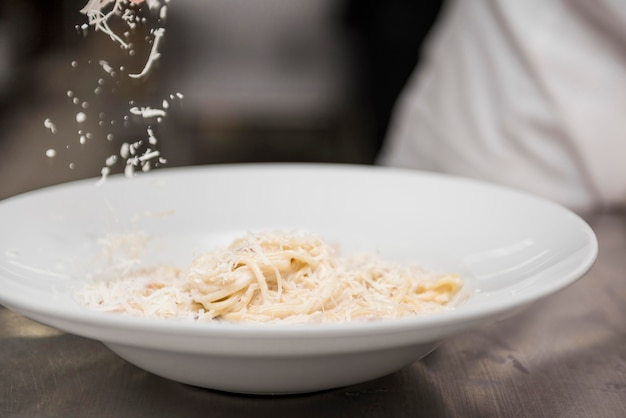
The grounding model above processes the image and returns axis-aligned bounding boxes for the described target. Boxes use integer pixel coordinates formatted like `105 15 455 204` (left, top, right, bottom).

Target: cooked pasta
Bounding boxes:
79 231 464 324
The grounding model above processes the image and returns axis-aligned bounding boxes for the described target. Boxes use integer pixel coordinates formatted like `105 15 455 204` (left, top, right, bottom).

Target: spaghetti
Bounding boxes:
79 231 464 324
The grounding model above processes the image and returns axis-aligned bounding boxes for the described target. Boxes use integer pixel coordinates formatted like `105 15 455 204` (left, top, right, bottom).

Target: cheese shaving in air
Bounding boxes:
78 231 465 324
43 118 57 134
129 27 165 78
80 0 167 79
40 0 179 182
80 0 129 48
129 106 167 118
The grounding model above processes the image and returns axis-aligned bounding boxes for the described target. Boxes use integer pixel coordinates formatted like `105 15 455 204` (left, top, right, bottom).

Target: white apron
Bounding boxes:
378 0 626 213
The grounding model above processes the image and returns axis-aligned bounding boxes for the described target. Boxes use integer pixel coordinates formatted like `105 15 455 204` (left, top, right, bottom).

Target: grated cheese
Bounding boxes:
129 106 167 118
43 118 57 134
43 0 179 182
128 27 165 78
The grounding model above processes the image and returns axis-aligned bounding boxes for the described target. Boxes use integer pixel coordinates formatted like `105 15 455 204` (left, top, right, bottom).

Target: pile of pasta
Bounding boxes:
79 231 463 324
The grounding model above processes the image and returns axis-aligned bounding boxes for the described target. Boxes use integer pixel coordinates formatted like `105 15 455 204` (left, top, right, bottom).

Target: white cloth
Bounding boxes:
378 0 626 213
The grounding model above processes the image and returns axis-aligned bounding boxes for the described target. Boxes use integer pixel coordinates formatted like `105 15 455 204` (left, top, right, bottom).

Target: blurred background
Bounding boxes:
0 0 442 200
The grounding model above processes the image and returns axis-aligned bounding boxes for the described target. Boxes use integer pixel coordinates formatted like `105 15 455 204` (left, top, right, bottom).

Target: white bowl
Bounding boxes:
0 164 597 394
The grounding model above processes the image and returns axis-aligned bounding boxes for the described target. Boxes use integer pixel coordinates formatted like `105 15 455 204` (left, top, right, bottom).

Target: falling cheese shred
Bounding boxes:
129 27 165 78
78 231 464 324
80 0 130 48
80 0 169 79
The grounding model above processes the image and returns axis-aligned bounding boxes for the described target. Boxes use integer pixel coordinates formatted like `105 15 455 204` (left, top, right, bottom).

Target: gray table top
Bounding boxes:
2 211 625 418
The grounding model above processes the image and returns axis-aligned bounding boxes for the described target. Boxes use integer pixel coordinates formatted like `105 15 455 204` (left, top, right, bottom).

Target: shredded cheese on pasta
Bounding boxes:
79 231 464 324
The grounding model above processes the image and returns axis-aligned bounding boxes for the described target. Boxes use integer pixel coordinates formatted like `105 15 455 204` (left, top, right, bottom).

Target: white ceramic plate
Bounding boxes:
0 164 597 394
